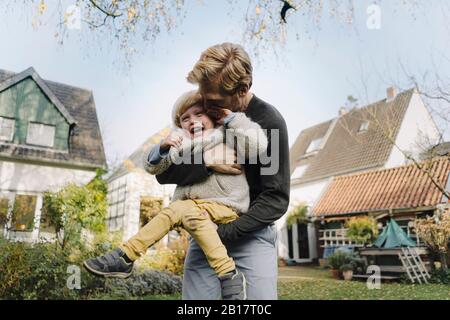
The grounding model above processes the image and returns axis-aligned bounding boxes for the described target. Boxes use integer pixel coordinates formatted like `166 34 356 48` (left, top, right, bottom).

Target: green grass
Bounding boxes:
278 266 450 300
99 266 450 300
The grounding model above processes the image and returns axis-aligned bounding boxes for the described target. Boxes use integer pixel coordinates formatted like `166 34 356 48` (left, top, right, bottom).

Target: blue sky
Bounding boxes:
1 0 449 167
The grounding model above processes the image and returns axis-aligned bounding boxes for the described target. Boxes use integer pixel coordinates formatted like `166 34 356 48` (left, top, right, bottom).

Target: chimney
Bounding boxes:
386 86 397 101
338 107 348 116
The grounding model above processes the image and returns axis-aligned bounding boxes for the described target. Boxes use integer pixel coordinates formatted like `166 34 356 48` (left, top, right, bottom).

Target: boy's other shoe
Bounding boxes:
218 268 247 300
83 248 133 279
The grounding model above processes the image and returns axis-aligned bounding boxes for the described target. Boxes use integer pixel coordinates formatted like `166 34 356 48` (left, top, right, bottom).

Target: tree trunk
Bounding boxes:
439 252 448 271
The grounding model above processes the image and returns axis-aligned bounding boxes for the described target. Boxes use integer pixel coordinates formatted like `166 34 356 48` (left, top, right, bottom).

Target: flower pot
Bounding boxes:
342 270 353 281
330 269 341 279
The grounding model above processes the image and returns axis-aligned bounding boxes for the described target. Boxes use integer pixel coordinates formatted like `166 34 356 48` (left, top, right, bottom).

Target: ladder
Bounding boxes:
398 247 430 284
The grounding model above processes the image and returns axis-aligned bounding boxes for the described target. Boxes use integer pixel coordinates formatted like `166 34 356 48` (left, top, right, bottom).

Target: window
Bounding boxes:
26 122 55 147
291 165 308 180
305 138 323 154
11 195 37 232
107 183 127 231
0 117 15 141
358 121 369 132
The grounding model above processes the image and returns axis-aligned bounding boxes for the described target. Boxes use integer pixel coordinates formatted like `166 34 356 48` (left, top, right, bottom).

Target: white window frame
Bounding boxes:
26 122 56 148
358 121 369 132
0 117 15 142
305 138 323 154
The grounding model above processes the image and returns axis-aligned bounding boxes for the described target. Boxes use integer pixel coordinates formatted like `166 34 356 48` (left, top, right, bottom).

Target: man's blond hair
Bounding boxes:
172 90 203 128
187 43 253 95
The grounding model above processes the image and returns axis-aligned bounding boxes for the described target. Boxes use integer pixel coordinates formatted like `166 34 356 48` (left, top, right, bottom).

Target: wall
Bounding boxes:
0 159 96 242
0 77 70 150
384 91 441 168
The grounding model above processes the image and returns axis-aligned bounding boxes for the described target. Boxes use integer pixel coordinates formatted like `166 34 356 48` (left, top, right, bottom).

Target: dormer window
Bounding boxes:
305 137 323 154
358 121 369 132
291 164 308 180
0 117 15 141
26 122 55 148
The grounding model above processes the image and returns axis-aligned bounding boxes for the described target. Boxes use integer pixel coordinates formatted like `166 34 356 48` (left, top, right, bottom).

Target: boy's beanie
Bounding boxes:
172 90 203 128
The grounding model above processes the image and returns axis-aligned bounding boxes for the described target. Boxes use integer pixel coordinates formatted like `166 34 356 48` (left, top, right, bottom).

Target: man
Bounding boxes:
157 43 290 299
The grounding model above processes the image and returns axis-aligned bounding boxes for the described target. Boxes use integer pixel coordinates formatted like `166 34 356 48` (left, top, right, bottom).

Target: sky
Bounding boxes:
0 0 449 169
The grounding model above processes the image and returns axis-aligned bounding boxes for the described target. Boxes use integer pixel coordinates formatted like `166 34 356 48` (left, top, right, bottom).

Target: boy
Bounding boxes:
84 90 267 300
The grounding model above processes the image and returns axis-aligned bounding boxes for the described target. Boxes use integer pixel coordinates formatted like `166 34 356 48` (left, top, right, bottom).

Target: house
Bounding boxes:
0 67 106 242
106 127 175 242
312 156 450 256
277 87 441 263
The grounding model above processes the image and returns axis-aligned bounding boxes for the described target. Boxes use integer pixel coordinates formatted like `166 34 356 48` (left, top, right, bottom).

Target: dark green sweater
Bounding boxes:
156 95 290 242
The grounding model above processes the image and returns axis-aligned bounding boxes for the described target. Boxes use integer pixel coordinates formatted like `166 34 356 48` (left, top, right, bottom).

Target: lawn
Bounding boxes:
140 266 449 300
277 266 450 300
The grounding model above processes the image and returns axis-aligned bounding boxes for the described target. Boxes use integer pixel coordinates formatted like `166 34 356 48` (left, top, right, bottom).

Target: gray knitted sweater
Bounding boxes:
144 113 268 214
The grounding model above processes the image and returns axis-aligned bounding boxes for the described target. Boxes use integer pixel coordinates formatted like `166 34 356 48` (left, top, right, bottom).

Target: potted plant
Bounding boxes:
286 203 309 229
326 251 351 279
340 264 354 280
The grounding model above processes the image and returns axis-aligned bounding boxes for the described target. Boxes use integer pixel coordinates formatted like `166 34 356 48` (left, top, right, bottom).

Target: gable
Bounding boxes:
0 77 70 150
0 68 106 170
290 89 415 184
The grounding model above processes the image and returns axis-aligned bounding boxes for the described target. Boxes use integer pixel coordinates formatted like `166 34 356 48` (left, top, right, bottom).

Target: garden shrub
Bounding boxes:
326 250 366 274
0 239 105 299
105 270 182 298
429 268 450 285
345 216 378 246
136 233 188 275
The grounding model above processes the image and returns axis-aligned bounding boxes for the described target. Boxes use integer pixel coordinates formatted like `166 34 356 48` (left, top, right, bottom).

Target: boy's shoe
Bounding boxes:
83 248 133 279
218 268 247 300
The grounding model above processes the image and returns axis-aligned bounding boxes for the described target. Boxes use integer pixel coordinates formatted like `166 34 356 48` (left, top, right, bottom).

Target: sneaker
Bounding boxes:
83 248 133 279
218 268 247 300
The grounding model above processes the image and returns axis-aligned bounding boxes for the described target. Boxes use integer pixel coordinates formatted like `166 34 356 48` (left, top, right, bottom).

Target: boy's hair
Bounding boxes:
187 43 253 96
172 90 203 128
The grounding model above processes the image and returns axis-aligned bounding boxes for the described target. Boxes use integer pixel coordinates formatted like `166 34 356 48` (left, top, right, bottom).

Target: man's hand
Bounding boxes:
160 131 183 151
206 107 232 125
204 143 242 175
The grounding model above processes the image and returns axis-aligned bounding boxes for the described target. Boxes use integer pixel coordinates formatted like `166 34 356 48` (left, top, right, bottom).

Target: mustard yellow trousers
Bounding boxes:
120 199 238 276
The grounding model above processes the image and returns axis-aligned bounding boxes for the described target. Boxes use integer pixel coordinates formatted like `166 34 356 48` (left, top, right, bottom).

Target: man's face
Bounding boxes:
200 82 244 113
179 104 214 138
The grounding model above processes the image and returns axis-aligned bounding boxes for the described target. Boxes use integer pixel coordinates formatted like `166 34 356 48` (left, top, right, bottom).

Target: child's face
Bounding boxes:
179 104 214 138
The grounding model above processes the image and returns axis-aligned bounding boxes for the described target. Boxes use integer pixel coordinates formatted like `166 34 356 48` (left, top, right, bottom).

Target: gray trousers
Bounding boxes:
182 224 278 300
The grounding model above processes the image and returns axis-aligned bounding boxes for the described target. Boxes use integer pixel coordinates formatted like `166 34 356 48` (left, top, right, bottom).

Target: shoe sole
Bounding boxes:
83 261 133 279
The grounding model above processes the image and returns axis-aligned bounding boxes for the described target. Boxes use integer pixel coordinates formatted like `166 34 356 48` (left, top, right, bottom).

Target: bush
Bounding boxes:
326 251 351 270
41 169 108 251
414 212 450 270
326 250 366 274
345 216 378 246
137 233 188 275
429 269 450 285
105 270 182 298
0 239 106 299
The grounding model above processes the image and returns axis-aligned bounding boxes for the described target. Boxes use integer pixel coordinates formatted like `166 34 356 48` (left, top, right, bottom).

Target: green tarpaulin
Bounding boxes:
373 219 417 248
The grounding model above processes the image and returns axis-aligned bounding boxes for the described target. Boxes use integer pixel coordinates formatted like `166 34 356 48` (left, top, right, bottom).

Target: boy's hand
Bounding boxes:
204 144 242 175
160 131 183 151
206 107 232 125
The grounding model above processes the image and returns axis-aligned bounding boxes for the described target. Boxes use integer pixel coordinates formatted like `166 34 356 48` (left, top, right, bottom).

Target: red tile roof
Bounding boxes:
312 157 450 217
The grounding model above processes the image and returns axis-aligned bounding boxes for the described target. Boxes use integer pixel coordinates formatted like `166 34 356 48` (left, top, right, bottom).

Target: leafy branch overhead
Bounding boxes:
6 0 420 66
